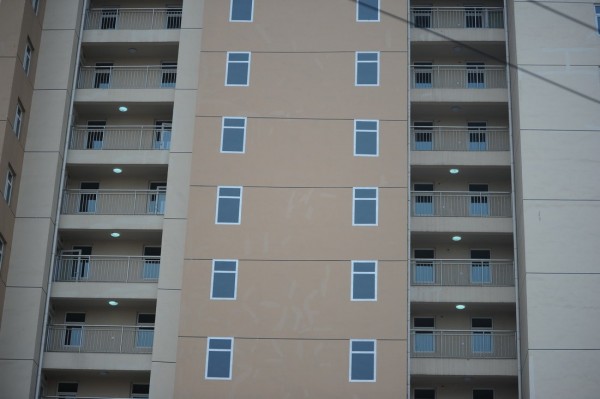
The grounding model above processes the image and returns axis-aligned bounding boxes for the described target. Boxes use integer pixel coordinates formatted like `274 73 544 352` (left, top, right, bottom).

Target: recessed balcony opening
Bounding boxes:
42 370 150 399
84 0 183 31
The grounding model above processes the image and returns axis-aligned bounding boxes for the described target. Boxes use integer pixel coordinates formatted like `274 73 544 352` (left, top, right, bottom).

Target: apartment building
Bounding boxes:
0 0 597 398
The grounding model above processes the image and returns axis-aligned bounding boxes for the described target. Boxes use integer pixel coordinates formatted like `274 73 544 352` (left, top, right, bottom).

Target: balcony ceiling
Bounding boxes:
411 301 516 314
65 164 168 179
411 165 511 181
411 231 513 247
411 102 508 120
43 369 150 379
81 42 178 60
50 297 156 309
74 101 173 117
411 41 506 63
411 375 518 384
59 228 162 242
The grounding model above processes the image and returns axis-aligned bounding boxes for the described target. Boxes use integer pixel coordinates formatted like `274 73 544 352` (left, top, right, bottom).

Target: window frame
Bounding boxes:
356 0 380 22
205 337 234 380
221 117 247 153
351 260 378 301
355 51 380 86
225 52 251 87
211 259 239 300
215 186 243 225
349 339 377 382
4 166 15 205
352 187 378 226
230 0 254 22
354 119 379 157
23 38 33 75
14 101 23 137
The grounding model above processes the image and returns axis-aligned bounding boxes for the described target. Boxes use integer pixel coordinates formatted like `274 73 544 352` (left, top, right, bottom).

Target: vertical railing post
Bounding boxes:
119 326 124 353
126 256 131 283
139 126 144 149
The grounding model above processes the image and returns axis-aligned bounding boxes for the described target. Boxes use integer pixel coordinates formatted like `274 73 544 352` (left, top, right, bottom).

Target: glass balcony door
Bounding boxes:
468 121 487 151
148 182 166 214
143 246 161 280
467 62 485 88
78 182 99 213
93 62 113 88
86 120 105 149
469 183 489 216
414 62 433 88
471 249 491 284
414 122 433 150
154 120 172 149
414 249 435 284
471 318 493 353
414 183 434 215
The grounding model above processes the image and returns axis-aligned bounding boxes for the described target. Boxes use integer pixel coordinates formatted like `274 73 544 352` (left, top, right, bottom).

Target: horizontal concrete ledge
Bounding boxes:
67 150 169 165
59 214 163 230
411 286 515 303
411 216 513 233
411 28 505 42
411 89 508 103
51 282 158 300
411 357 517 376
75 89 175 103
411 151 510 166
43 352 152 371
83 29 180 43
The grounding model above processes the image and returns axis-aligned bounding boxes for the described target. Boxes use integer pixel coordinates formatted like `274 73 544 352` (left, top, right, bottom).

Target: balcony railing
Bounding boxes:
70 125 171 150
410 65 507 89
410 7 504 29
84 8 182 30
61 189 166 215
411 330 517 358
410 126 509 151
411 259 514 286
54 255 160 283
46 325 153 354
43 397 143 399
411 191 512 217
77 66 177 89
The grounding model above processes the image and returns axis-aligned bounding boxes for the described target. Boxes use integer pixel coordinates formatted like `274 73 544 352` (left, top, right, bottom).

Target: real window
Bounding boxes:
413 317 435 353
465 6 484 28
355 52 379 86
225 52 251 86
354 120 378 156
136 313 155 348
94 62 113 88
413 7 432 28
100 8 118 29
165 7 182 29
131 384 150 399
357 0 379 21
14 101 23 137
154 120 172 149
148 182 167 214
221 117 247 153
473 389 494 399
216 186 243 224
349 339 376 381
86 121 105 149
353 187 378 226
206 337 234 379
230 0 253 21
413 62 433 88
211 260 238 300
70 245 92 280
57 382 78 399
351 261 377 301
413 249 435 284
23 39 33 75
471 317 493 353
4 166 15 205
415 389 436 399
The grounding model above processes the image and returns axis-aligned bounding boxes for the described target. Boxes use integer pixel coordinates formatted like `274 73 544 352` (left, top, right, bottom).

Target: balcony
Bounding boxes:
410 65 508 102
54 255 159 283
410 7 505 42
411 330 517 376
84 8 182 30
44 325 153 371
411 191 512 233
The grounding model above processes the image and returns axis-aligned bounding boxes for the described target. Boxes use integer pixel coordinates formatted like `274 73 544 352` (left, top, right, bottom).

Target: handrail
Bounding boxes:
410 330 517 358
84 8 182 30
410 125 510 151
70 125 172 150
410 259 515 286
77 66 177 89
410 191 512 217
61 189 166 215
54 255 160 283
410 65 507 89
45 325 154 354
410 7 504 29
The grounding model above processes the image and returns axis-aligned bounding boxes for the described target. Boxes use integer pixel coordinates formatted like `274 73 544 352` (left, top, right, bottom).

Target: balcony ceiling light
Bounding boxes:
449 168 460 174
450 105 462 112
108 300 119 306
452 235 462 242
128 47 137 54
112 167 123 174
456 304 466 310
110 232 121 238
118 106 128 112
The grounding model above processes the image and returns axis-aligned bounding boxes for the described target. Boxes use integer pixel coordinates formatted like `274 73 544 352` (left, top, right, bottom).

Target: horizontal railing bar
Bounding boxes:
410 6 503 10
412 191 511 194
89 7 181 11
79 65 169 69
59 255 160 259
63 189 164 193
412 258 513 262
410 329 516 333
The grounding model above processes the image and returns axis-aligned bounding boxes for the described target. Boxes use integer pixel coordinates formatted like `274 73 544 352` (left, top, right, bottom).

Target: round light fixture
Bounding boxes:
456 304 466 310
449 168 460 174
108 300 119 306
110 232 121 238
450 105 462 113
452 235 462 242
112 167 123 174
118 106 128 112
127 48 137 54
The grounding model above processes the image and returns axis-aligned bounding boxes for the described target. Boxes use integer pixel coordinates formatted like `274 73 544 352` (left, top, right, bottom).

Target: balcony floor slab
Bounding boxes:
411 286 515 303
51 282 158 300
411 216 513 233
411 357 517 376
411 151 510 166
43 352 151 371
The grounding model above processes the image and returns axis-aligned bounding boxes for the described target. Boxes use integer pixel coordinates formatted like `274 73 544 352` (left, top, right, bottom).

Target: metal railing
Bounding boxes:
410 65 507 89
410 7 504 29
77 66 177 89
411 259 514 286
54 255 160 283
46 325 153 354
410 126 509 151
61 190 166 215
411 191 512 217
70 125 171 150
411 330 517 358
43 397 142 399
84 8 182 30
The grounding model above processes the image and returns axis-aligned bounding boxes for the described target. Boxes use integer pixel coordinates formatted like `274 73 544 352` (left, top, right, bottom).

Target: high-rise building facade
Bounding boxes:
0 0 598 398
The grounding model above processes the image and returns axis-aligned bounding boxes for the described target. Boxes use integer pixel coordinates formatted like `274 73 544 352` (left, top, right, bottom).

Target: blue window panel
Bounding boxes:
351 353 375 381
358 0 379 21
206 350 232 378
231 0 253 21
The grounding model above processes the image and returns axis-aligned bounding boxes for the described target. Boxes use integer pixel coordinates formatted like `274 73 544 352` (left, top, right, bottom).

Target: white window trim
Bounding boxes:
14 102 23 137
225 52 251 87
354 119 379 157
349 339 377 382
221 117 247 153
4 166 15 205
210 259 239 300
205 337 234 380
352 187 378 226
215 186 243 225
351 260 378 301
355 51 380 87
23 40 33 75
356 0 380 22
229 0 254 22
